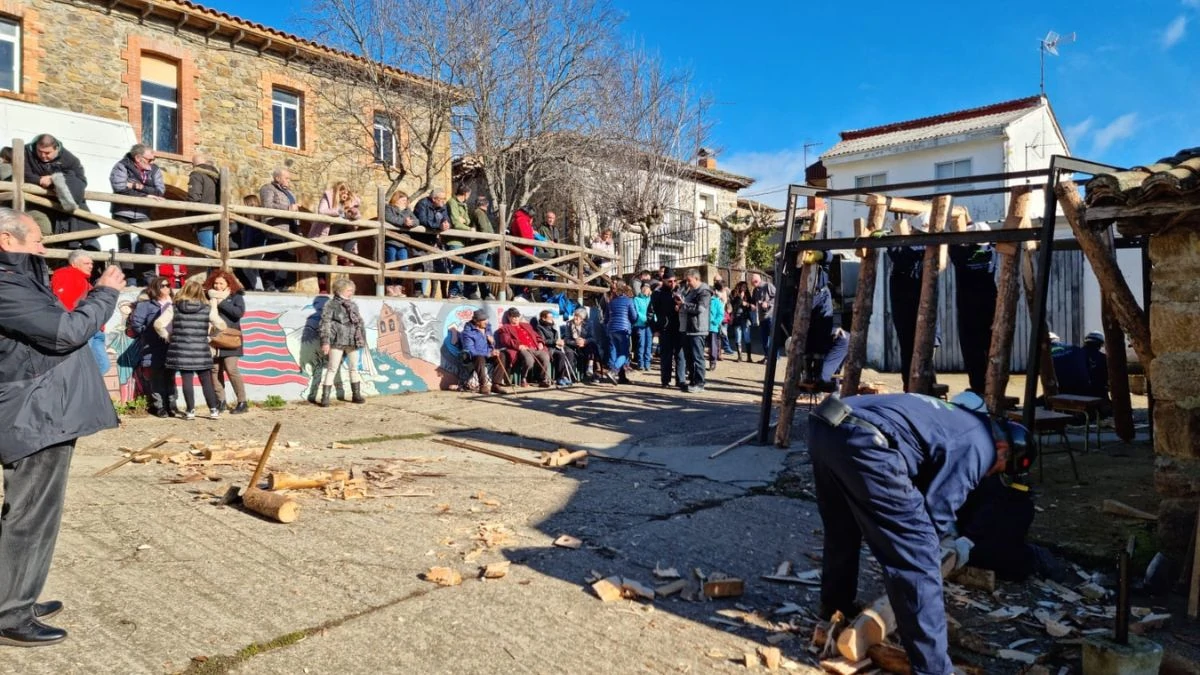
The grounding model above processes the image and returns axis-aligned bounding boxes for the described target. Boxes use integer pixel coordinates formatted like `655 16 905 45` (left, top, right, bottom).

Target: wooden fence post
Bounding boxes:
218 168 231 270
1100 228 1134 441
1018 231 1059 398
984 186 1033 414
908 195 952 394
375 186 387 297
11 137 24 212
840 209 886 397
498 226 510 301
775 210 825 448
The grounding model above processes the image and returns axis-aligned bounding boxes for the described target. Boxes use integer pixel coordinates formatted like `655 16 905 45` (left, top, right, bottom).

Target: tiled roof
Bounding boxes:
89 0 444 93
1085 148 1200 207
822 96 1044 160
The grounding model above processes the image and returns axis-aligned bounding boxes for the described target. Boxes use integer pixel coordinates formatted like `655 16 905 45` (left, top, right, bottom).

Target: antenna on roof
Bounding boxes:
1039 30 1076 96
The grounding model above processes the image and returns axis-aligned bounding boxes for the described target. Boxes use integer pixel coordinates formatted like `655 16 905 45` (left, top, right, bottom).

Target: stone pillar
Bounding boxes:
1147 228 1200 561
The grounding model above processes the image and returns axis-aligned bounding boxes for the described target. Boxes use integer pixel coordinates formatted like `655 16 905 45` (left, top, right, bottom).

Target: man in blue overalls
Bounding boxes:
808 392 1033 674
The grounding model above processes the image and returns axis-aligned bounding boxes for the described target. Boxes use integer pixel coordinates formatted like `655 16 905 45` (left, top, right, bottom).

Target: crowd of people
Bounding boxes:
6 136 619 301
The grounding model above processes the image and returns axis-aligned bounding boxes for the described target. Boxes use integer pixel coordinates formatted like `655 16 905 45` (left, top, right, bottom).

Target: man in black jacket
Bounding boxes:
650 269 683 389
187 152 221 250
23 134 95 247
0 208 124 646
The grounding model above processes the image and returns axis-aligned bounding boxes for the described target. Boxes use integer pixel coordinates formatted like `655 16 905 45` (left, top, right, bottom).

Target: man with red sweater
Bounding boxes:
51 250 109 374
495 307 552 387
509 206 536 300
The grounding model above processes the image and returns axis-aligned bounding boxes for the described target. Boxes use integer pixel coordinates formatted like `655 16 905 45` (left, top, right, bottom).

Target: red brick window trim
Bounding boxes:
260 73 315 157
119 36 198 162
0 1 42 104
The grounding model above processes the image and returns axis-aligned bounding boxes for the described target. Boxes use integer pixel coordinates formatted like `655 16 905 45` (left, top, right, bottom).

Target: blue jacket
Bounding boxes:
844 393 997 539
414 196 448 231
633 295 651 328
128 296 170 367
460 322 493 358
606 295 638 334
708 295 725 333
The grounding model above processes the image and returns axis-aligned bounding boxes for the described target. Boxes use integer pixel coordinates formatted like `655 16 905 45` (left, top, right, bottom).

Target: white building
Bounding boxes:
817 95 1142 370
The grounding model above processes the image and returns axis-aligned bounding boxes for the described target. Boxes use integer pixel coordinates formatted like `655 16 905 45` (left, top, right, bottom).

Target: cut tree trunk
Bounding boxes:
984 186 1033 414
837 595 896 662
908 195 952 394
775 211 826 448
241 487 299 523
267 470 351 491
841 210 886 397
1055 181 1154 369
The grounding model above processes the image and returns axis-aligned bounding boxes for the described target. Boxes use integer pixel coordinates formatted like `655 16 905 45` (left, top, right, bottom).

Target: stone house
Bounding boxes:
0 0 452 211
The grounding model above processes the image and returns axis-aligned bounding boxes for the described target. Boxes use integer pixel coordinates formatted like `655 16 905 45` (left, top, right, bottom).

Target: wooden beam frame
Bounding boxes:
908 195 952 394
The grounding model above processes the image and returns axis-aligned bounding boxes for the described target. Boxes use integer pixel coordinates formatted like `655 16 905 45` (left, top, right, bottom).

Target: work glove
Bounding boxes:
940 536 974 570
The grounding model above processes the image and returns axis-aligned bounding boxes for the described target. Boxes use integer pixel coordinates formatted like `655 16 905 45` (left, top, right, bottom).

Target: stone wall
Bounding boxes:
1147 226 1200 560
19 0 450 210
100 294 559 404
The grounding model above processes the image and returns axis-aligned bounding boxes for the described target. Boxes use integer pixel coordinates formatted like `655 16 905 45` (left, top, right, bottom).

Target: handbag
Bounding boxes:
210 327 243 350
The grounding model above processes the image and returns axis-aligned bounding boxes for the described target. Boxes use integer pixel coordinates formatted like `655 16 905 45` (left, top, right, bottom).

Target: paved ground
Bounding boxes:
3 358 845 675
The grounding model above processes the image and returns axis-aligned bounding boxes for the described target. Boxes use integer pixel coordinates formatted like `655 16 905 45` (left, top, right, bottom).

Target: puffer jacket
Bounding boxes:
110 153 165 221
0 251 118 463
166 299 216 371
319 296 366 349
128 293 170 368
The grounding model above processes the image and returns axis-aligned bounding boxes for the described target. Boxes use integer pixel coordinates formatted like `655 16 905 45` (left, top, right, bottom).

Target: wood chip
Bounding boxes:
553 534 582 549
996 649 1037 664
1078 582 1107 601
655 579 688 597
1129 613 1170 635
766 632 794 646
949 566 996 592
758 646 782 671
704 577 745 598
592 576 624 602
654 563 681 579
987 606 1028 622
1043 618 1073 637
820 656 871 674
620 578 655 601
1101 499 1158 521
482 561 510 579
424 566 462 587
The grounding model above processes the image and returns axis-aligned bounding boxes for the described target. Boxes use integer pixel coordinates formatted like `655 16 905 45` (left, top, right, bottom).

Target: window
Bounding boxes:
935 159 973 188
0 18 20 93
140 56 179 153
854 172 887 189
373 113 396 166
272 87 302 149
699 193 716 214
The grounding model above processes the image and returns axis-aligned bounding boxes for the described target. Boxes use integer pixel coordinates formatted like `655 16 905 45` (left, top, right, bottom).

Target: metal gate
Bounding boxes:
878 248 1084 373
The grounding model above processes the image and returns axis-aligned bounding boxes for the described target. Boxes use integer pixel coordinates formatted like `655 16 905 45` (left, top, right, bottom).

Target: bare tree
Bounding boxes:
721 199 782 274
565 46 711 273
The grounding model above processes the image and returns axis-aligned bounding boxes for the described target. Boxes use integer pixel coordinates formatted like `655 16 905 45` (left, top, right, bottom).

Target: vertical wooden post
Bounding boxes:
577 251 585 302
375 186 387 297
984 186 1033 414
1055 180 1154 369
1019 240 1059 398
498 224 510 301
774 210 825 448
11 137 24 212
217 168 231 271
908 195 952 395
1099 229 1134 441
840 209 886 397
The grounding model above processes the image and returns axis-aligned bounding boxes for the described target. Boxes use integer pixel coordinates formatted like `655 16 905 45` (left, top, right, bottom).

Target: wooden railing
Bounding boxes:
2 138 615 298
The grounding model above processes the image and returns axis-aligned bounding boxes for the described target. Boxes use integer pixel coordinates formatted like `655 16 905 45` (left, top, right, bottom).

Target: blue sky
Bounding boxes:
208 0 1198 206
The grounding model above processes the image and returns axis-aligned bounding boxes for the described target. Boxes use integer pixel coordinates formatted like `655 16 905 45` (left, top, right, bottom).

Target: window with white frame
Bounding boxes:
854 172 887 189
140 56 179 154
699 193 716 216
272 87 302 149
935 158 973 189
0 18 21 93
373 113 396 166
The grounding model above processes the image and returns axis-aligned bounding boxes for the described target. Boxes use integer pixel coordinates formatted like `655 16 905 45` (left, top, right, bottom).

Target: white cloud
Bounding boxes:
1065 117 1094 146
1184 0 1200 8
720 148 813 209
1163 15 1188 48
1091 113 1138 155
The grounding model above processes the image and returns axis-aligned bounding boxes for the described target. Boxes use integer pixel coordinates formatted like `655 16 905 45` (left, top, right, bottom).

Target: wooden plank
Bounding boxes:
865 193 928 215
375 186 387 296
10 138 24 212
984 186 1033 414
218 167 231 270
908 195 952 394
1100 228 1134 441
775 210 826 448
1055 181 1154 369
22 193 218 259
836 595 895 662
841 210 885 397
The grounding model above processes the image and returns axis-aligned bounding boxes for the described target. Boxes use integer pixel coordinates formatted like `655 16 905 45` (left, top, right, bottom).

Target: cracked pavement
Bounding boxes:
1 360 837 675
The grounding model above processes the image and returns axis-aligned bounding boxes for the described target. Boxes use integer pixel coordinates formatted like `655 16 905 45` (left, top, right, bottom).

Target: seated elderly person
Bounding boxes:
533 309 575 387
495 307 553 387
458 309 509 394
563 307 600 382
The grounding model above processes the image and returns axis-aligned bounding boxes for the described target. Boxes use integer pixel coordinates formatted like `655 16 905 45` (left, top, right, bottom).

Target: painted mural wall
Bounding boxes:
99 294 561 403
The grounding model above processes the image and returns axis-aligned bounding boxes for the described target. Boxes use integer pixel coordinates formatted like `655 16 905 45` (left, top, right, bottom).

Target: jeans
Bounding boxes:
760 315 774 358
607 329 630 372
682 333 706 387
634 326 652 370
196 227 216 250
89 332 110 374
0 442 74 630
729 320 751 353
469 252 492 298
444 242 465 297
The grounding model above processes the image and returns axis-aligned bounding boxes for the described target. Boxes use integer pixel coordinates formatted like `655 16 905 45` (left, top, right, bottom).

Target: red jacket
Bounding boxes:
51 265 104 331
509 210 535 254
495 320 544 363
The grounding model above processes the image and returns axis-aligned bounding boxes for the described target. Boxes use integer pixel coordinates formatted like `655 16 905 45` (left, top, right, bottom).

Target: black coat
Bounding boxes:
213 292 245 358
166 300 215 372
0 251 118 463
188 164 221 206
24 136 97 241
650 287 679 333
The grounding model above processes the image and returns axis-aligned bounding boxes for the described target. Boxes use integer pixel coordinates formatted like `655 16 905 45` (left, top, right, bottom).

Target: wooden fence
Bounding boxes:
2 138 615 299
